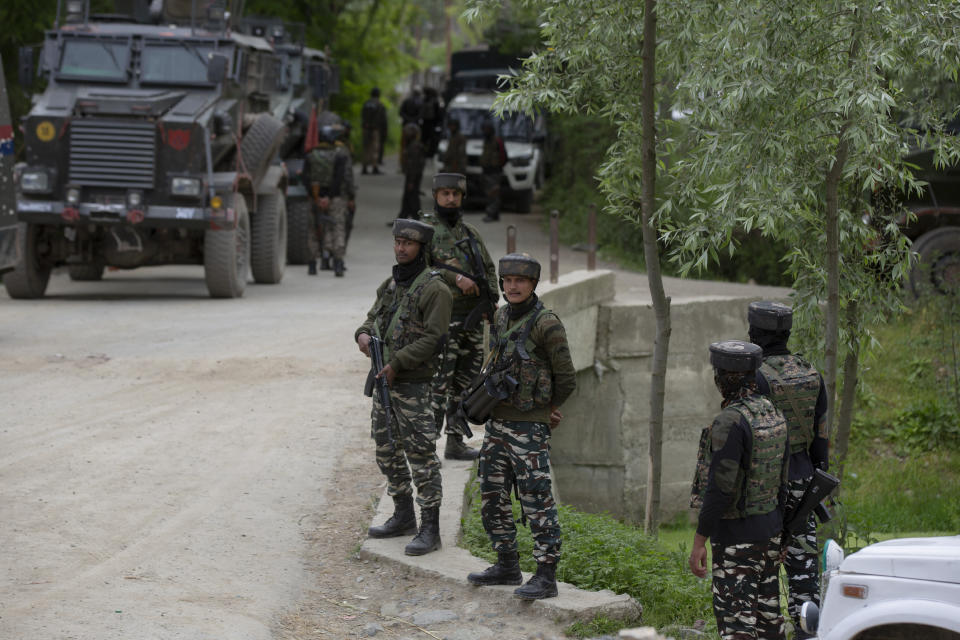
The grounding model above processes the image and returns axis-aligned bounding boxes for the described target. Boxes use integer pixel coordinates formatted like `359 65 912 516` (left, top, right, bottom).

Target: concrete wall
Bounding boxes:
537 270 775 523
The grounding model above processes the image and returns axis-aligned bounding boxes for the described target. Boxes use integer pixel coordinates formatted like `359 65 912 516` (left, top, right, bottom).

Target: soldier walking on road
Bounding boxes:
399 124 425 220
308 122 356 277
422 173 499 460
480 122 506 223
690 340 790 640
748 301 829 640
356 219 453 556
440 120 468 174
466 253 577 600
361 87 387 175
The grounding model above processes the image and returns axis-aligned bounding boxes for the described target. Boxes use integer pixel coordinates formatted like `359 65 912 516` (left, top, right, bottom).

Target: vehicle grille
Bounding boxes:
69 119 156 189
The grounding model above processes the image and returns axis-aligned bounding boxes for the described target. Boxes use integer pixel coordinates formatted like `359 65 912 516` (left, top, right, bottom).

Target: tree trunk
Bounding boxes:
823 131 849 447
834 299 859 484
641 0 671 537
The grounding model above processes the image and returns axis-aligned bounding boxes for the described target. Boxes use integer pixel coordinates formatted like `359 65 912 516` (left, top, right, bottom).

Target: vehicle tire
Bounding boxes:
251 192 287 284
68 262 105 281
514 189 533 214
204 195 250 298
285 197 317 265
2 223 51 299
239 114 286 186
909 226 960 298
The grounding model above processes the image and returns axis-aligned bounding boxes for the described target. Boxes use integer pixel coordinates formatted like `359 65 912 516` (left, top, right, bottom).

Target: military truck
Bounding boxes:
0 55 20 275
6 0 293 298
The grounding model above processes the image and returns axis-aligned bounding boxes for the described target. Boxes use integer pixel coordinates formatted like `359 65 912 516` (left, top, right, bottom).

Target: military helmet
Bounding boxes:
748 301 793 332
498 252 541 280
709 340 763 372
392 218 434 245
432 173 467 196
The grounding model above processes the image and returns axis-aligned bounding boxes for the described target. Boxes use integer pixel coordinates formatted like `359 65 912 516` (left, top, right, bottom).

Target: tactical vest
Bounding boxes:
690 394 788 518
376 269 438 362
490 302 552 412
760 355 820 454
309 146 347 197
429 218 471 274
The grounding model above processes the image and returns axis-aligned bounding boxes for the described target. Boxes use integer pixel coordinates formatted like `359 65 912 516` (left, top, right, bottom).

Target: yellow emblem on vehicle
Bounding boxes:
36 121 56 142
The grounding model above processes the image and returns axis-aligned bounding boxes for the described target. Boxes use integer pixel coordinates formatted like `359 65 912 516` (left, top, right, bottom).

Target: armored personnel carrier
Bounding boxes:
6 0 295 298
0 54 19 275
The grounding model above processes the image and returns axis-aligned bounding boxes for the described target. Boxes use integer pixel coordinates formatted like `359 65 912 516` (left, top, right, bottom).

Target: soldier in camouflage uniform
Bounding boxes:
356 219 453 556
465 253 577 600
309 122 356 277
689 340 790 640
748 301 829 640
422 173 500 460
479 122 506 223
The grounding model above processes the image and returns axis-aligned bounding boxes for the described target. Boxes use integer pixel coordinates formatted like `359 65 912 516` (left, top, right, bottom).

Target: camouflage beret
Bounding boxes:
498 252 541 280
432 173 467 195
392 218 434 244
748 301 793 331
709 340 763 372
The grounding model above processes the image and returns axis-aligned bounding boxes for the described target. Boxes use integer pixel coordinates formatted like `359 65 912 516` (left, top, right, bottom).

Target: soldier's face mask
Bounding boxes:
714 369 757 402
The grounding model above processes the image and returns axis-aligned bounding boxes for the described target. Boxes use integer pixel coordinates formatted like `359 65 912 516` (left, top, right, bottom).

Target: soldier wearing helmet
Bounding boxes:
308 116 355 277
689 340 790 640
355 218 453 557
422 173 499 460
465 253 576 600
748 301 829 639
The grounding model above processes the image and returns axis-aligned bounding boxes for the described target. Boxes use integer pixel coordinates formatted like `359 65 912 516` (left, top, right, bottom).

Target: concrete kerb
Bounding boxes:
359 434 642 625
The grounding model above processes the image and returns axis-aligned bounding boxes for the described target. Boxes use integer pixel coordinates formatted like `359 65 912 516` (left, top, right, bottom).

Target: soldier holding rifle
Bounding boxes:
355 219 452 556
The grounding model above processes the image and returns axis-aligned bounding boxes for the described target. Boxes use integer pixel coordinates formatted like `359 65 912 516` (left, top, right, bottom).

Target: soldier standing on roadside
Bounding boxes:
480 121 506 223
440 119 468 174
399 123 425 220
308 122 355 277
361 87 387 175
356 219 453 556
422 173 499 460
689 340 790 640
748 301 829 640
466 253 576 600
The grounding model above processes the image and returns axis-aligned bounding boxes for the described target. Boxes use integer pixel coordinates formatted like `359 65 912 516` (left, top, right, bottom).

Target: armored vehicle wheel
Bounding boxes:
285 198 316 265
3 223 51 299
239 114 286 186
251 192 287 284
204 195 250 298
68 262 105 281
909 226 960 298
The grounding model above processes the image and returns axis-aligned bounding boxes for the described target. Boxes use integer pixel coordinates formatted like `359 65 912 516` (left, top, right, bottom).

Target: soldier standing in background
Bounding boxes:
465 253 576 600
356 219 453 556
308 122 355 277
399 123 425 220
361 87 387 175
422 173 499 460
440 119 468 174
748 301 829 640
480 121 506 223
421 87 443 159
690 340 789 640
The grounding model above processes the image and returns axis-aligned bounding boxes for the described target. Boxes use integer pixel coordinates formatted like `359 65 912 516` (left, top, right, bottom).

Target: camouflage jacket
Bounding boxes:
309 143 356 199
441 133 468 173
422 213 499 319
758 354 823 454
355 267 453 382
489 298 577 424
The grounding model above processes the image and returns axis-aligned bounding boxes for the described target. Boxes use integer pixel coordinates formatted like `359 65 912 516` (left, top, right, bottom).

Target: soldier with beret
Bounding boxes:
465 253 576 600
356 219 453 556
690 340 790 640
748 302 829 639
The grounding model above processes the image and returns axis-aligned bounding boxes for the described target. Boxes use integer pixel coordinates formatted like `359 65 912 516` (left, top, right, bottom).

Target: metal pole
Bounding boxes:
587 203 597 271
506 224 516 254
550 210 559 284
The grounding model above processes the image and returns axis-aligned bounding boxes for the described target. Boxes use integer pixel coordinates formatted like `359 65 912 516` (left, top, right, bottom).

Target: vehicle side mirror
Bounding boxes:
18 46 35 89
309 65 328 100
207 53 228 84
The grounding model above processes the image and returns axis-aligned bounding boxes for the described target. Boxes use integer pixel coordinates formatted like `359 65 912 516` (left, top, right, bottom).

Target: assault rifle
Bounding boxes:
784 468 840 535
433 229 496 333
363 336 396 445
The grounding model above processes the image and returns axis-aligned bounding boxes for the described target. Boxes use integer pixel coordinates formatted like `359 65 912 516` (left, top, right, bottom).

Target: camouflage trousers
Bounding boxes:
483 172 501 218
370 380 442 509
321 197 349 260
362 128 380 167
478 419 561 563
783 475 820 639
711 535 785 640
431 318 484 434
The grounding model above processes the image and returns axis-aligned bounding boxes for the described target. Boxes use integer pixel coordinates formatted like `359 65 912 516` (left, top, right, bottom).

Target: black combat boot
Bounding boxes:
367 495 417 538
404 506 441 556
334 259 345 277
513 561 558 600
444 433 479 460
307 260 318 275
320 256 331 270
467 550 523 586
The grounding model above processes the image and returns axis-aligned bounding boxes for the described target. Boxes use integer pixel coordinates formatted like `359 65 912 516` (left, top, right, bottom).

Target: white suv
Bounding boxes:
802 536 960 640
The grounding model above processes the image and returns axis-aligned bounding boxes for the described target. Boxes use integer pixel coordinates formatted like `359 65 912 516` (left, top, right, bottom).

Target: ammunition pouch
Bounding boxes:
459 371 518 425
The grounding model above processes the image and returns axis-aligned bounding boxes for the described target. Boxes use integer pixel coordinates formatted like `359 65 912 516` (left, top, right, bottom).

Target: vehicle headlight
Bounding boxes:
20 170 51 193
822 539 844 574
511 155 532 167
171 177 202 197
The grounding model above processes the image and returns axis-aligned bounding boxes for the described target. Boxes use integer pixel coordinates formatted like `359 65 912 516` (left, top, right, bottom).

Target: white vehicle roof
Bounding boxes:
841 535 960 585
449 92 497 111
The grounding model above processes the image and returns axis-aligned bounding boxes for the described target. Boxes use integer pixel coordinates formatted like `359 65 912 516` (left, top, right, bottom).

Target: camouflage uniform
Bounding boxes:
479 131 505 221
479 297 576 562
309 142 356 261
356 261 453 508
442 130 468 174
423 210 499 436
